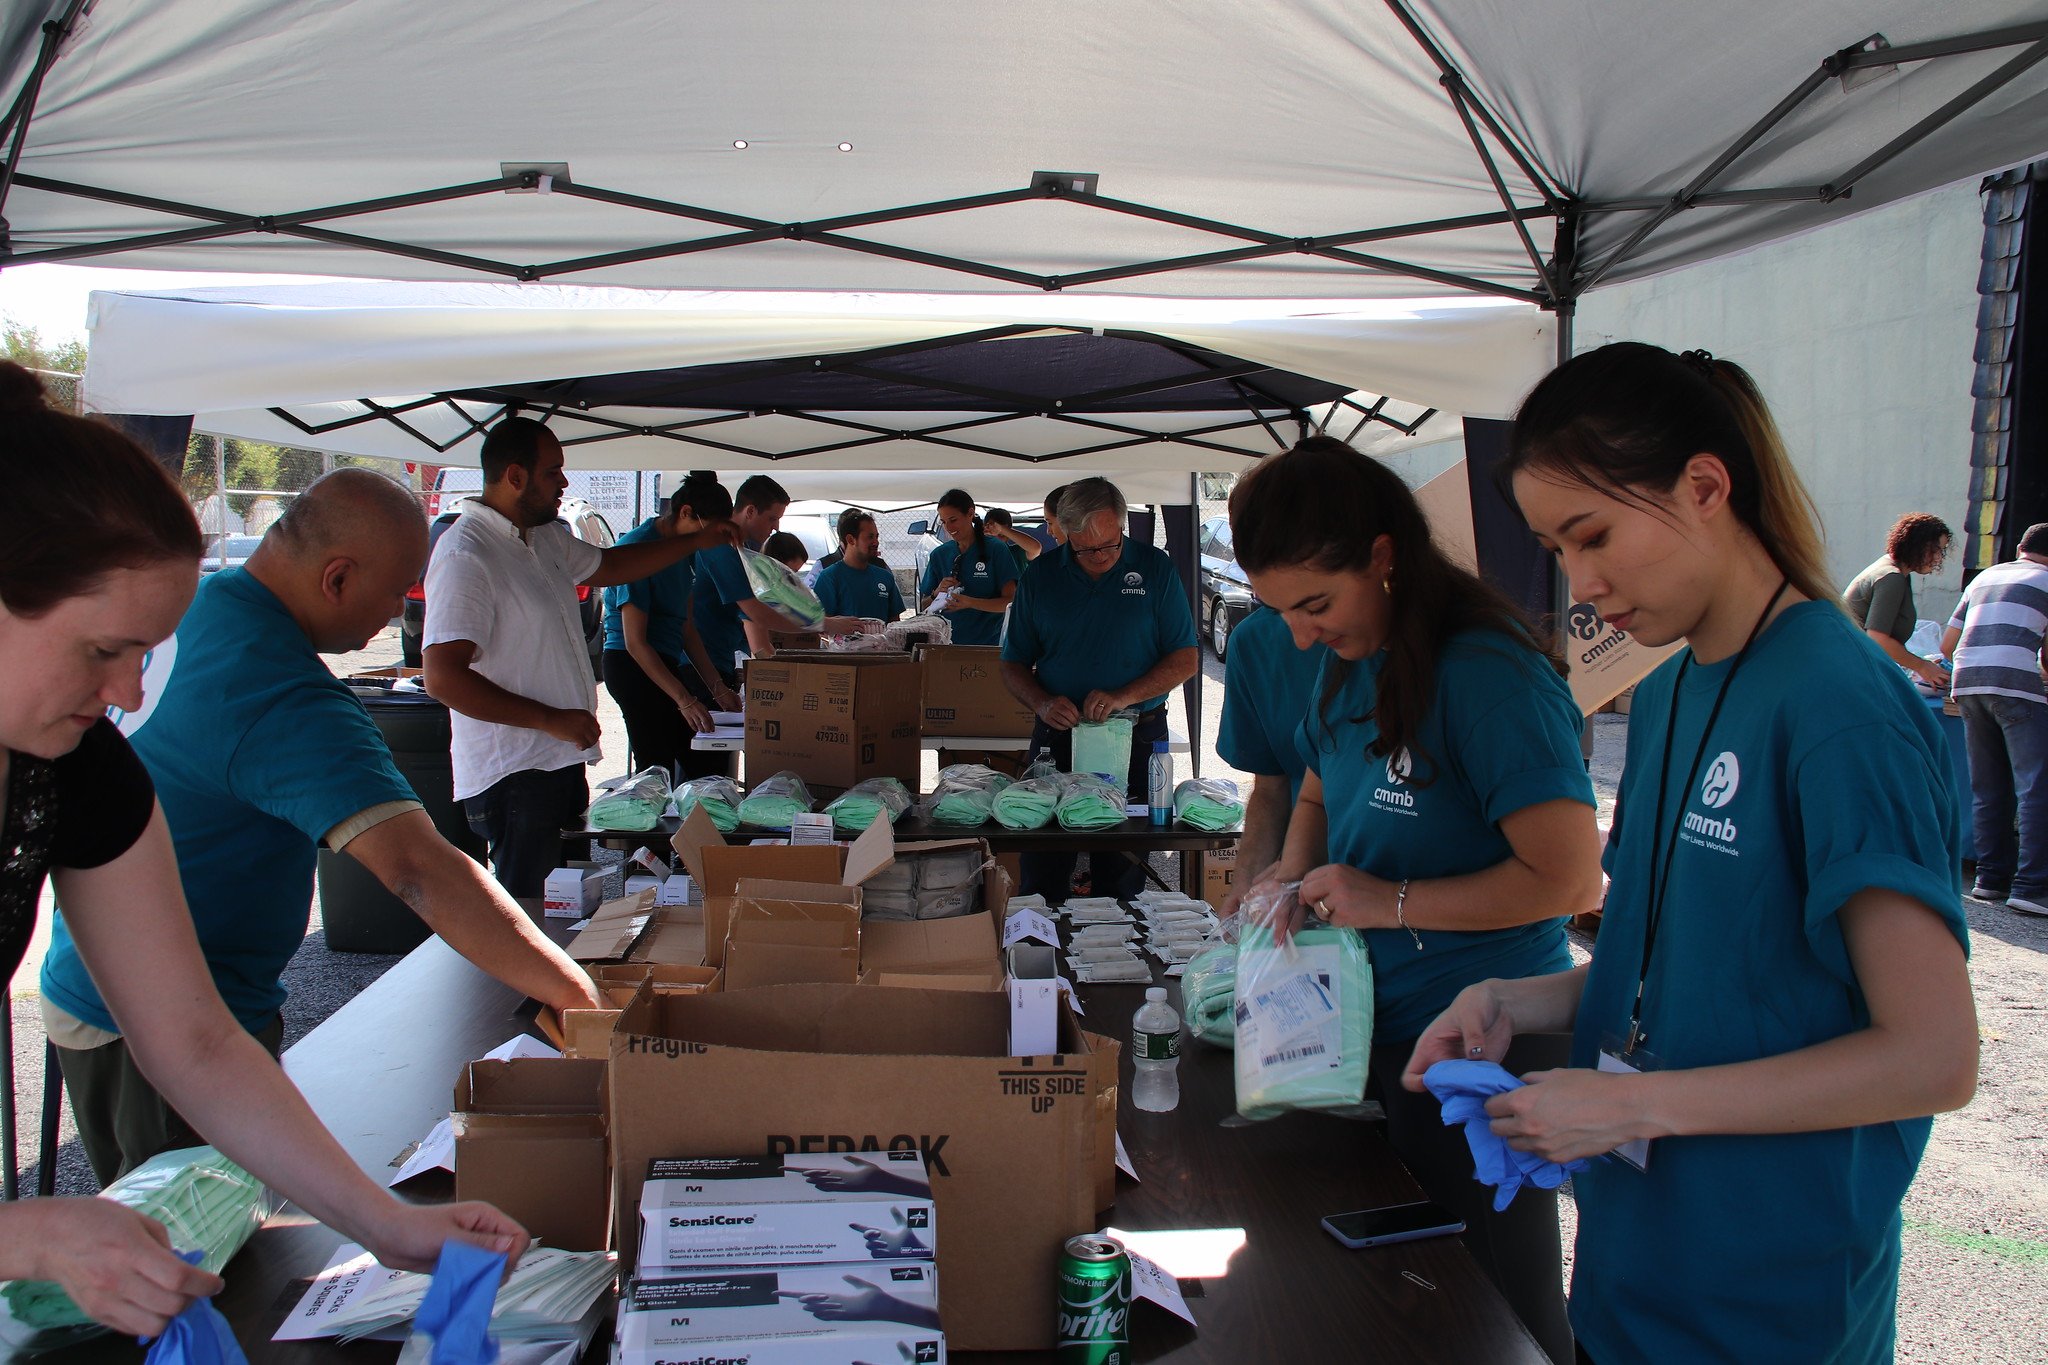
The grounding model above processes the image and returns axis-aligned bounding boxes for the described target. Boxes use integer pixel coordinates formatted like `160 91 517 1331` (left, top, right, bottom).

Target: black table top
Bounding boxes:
575 813 1239 854
47 931 1541 1364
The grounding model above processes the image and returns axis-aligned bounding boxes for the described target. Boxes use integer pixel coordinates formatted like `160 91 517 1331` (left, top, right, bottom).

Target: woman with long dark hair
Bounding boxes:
1231 436 1602 1363
0 364 523 1336
601 472 736 780
919 488 1018 646
1408 343 1977 1363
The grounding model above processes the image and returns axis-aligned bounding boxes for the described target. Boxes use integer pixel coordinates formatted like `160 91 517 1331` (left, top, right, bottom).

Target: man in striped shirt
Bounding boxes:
1943 521 2048 915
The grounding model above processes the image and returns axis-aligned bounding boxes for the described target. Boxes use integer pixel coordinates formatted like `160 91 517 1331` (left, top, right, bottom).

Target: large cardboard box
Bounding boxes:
1201 843 1239 908
540 962 722 1057
918 644 1035 738
452 1057 609 1251
609 983 1116 1352
672 807 894 968
744 654 920 792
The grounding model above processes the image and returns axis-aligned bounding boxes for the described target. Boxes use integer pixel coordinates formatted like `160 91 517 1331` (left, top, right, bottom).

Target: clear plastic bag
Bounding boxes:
920 764 1013 827
586 766 673 831
739 545 826 630
1232 882 1373 1121
884 613 952 649
1172 776 1244 832
1069 710 1137 791
671 775 743 833
991 776 1060 830
737 770 816 830
823 776 913 833
1180 943 1238 1047
0 1146 278 1352
1055 772 1127 830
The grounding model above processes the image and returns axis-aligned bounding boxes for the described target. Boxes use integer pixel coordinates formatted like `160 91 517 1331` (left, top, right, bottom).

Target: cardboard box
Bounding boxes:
918 645 1035 738
1007 944 1059 1057
1201 843 1239 908
609 983 1115 1351
724 880 863 991
616 1264 944 1365
637 1152 935 1270
673 807 895 969
744 654 921 792
452 1057 609 1251
564 888 658 961
541 962 722 1058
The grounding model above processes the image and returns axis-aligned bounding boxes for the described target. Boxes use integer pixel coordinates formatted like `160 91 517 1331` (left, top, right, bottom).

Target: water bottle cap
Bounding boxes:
1152 740 1168 752
1145 986 1167 1002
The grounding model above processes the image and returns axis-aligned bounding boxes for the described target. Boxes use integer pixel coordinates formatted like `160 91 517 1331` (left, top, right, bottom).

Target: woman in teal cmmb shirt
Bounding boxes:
919 488 1018 646
1416 343 1979 1364
1231 437 1604 1365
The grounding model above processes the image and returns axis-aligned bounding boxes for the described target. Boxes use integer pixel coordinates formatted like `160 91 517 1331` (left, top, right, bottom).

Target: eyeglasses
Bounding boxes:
1072 535 1123 560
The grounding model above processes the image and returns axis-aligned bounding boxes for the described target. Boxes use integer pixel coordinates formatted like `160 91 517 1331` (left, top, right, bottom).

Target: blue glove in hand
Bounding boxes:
140 1250 245 1365
412 1241 506 1365
1422 1059 1590 1212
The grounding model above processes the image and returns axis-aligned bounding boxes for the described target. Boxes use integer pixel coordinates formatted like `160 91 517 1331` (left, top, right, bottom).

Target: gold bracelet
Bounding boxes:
1395 878 1422 951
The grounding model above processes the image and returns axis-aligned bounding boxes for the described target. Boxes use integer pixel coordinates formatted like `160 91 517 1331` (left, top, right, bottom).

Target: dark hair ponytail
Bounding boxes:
1502 342 1834 605
1229 436 1551 783
671 473 733 524
0 362 203 617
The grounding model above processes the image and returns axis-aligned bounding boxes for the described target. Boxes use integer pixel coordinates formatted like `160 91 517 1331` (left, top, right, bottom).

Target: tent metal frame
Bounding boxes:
5 4 2044 334
254 323 1429 464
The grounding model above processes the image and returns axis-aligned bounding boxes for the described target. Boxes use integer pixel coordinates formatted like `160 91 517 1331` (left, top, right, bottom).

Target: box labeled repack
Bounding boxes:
638 1152 935 1270
617 1263 944 1365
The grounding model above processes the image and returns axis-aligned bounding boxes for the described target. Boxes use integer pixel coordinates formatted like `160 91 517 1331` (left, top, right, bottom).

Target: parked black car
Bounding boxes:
400 498 614 674
1197 514 1257 660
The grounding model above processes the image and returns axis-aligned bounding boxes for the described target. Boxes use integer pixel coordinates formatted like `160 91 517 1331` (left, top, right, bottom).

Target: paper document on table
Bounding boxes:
274 1245 410 1340
1056 974 1084 1014
1115 1133 1138 1180
1002 908 1060 947
710 710 744 727
387 1116 455 1186
483 1035 560 1063
1100 1243 1195 1325
276 1243 617 1343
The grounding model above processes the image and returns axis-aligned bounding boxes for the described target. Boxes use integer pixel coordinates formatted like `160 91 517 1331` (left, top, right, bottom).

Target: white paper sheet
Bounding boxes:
483 1035 561 1063
1001 908 1060 947
274 1244 411 1341
387 1116 455 1186
1115 1133 1138 1181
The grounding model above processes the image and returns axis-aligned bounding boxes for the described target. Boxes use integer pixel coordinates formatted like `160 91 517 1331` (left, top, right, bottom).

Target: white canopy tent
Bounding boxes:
77 283 1539 501
5 2 2047 316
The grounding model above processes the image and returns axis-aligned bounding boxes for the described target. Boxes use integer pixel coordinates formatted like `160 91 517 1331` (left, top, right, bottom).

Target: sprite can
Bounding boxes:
1057 1233 1132 1363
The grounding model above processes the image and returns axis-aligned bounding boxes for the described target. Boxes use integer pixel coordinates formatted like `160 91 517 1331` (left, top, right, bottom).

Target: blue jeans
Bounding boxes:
1958 693 2048 899
463 763 589 901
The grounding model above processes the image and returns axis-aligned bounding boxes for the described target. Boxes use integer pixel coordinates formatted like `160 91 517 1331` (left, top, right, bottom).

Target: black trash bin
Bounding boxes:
317 683 487 954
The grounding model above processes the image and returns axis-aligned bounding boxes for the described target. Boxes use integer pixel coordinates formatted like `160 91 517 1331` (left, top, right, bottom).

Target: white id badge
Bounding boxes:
1597 1033 1662 1172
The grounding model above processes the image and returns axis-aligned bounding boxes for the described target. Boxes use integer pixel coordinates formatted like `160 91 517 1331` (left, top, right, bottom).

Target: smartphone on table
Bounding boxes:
1320 1200 1466 1249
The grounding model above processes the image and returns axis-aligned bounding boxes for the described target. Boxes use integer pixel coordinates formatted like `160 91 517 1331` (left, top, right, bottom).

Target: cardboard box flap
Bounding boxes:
734 879 861 913
564 888 658 962
840 815 895 886
862 910 1000 975
618 981 1023 1059
455 1056 606 1114
669 803 724 885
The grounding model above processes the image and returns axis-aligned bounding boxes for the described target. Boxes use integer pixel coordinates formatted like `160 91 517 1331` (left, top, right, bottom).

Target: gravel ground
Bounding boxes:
5 634 2044 1359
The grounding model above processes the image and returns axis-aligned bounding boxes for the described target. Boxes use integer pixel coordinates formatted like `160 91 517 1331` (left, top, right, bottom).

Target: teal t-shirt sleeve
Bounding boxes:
1792 719 1967 984
1449 668 1596 824
919 546 947 598
231 690 419 843
1219 644 1282 775
1151 558 1198 653
1000 567 1042 664
705 545 752 606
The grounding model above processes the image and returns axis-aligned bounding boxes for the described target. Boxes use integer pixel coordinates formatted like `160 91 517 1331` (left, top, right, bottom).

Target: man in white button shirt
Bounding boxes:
424 418 736 896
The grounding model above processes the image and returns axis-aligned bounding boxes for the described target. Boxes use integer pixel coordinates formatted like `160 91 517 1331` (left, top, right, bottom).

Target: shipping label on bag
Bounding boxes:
1233 944 1345 1082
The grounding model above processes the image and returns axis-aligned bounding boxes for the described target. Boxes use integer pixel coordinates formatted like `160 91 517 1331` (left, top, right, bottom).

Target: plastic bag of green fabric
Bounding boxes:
920 764 1012 827
672 776 742 832
1069 711 1136 793
1233 882 1373 1121
1056 772 1127 830
738 770 815 830
992 777 1060 830
1181 942 1238 1047
587 766 673 831
824 776 912 832
1173 776 1244 832
0 1146 278 1353
739 545 826 630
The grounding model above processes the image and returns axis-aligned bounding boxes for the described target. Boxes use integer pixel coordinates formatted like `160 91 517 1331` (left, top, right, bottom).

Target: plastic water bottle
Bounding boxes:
1147 741 1172 826
1131 987 1181 1112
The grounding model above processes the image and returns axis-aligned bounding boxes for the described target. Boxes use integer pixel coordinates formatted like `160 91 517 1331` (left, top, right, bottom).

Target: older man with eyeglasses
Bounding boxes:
1000 476 1199 900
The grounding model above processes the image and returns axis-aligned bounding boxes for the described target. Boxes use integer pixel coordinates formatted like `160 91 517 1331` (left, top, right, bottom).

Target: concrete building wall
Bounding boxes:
1574 179 1986 623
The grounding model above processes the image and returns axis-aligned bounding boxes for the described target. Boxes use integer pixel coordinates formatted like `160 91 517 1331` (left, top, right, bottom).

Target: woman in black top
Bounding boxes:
0 364 524 1336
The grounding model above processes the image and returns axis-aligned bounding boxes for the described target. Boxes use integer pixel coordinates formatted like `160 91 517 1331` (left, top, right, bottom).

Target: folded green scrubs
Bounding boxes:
1173 777 1244 832
673 777 743 833
740 546 826 629
824 776 912 832
992 777 1060 830
739 770 815 831
1181 944 1237 1046
1069 713 1134 787
924 764 1011 827
1056 774 1127 830
587 767 673 831
1233 922 1373 1120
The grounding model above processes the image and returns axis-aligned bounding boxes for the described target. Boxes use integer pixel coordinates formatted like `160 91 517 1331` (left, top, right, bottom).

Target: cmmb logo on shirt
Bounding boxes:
1681 751 1741 853
1372 747 1417 815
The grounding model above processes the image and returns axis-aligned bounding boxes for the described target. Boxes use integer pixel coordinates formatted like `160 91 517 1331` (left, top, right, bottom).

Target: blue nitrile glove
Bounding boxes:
140 1250 246 1365
412 1242 506 1365
1422 1059 1589 1212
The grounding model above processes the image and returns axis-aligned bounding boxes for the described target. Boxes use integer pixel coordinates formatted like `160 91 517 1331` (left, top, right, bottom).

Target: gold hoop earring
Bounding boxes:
1382 575 1393 597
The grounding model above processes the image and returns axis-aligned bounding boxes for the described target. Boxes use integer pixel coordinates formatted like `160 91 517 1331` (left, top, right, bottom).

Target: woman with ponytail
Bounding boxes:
1407 342 1978 1363
919 488 1018 646
1231 436 1603 1364
601 473 738 780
